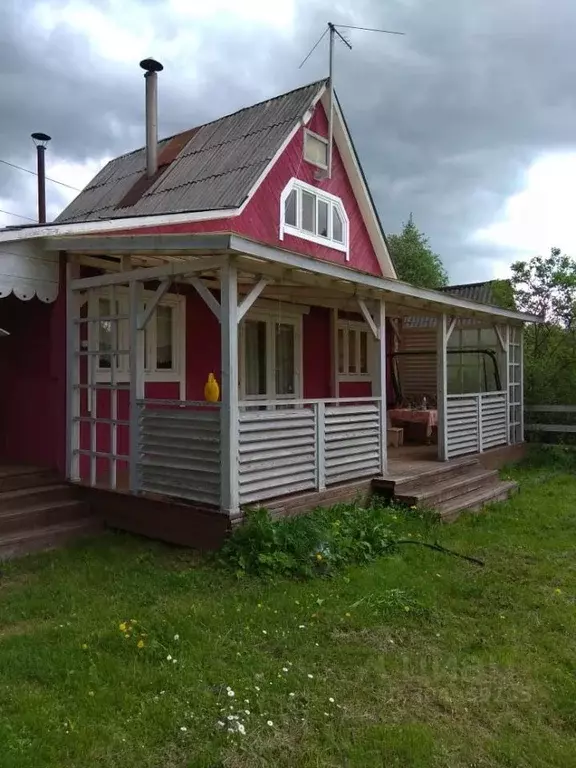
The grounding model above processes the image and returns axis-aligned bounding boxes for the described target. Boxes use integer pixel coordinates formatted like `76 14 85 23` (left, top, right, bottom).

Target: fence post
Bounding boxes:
316 401 326 491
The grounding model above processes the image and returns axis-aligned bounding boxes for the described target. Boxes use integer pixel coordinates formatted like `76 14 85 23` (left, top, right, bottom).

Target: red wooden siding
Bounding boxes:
108 102 383 277
0 257 67 474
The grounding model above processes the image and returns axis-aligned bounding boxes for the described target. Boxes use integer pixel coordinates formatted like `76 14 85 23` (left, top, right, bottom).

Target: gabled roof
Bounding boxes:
55 80 327 224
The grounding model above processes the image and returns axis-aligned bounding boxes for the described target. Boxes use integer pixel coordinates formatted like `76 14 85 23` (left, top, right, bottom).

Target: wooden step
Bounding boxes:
374 457 480 495
0 500 92 535
0 484 75 513
395 468 499 508
437 480 518 522
0 467 59 493
0 517 103 561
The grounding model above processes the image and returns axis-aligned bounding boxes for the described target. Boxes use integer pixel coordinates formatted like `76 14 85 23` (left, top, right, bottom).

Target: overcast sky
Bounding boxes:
1 0 576 282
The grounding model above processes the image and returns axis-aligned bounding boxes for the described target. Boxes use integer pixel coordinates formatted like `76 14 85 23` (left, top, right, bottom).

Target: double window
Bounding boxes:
88 289 185 385
337 321 372 381
280 178 348 257
239 310 303 401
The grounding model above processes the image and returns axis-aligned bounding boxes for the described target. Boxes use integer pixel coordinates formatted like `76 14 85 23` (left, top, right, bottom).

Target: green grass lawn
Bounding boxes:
1 464 576 767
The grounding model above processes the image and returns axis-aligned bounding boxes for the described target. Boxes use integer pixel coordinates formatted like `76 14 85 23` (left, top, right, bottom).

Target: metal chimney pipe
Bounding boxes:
31 132 51 223
139 58 164 178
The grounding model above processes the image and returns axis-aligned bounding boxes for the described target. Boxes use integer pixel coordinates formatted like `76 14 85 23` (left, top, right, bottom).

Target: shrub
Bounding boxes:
220 499 398 579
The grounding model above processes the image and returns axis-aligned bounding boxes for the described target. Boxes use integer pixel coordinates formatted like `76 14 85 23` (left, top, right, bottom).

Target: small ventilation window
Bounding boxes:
303 130 328 169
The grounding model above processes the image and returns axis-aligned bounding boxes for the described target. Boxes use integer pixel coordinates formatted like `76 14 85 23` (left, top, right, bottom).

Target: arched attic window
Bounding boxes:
279 178 349 259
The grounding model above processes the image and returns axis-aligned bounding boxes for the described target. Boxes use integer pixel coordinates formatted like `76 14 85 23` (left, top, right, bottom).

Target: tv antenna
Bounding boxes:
299 22 405 178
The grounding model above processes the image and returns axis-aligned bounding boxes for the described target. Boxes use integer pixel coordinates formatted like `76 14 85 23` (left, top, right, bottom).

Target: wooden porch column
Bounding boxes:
220 259 240 516
437 313 449 461
519 325 525 443
65 260 81 481
128 279 145 493
374 298 387 476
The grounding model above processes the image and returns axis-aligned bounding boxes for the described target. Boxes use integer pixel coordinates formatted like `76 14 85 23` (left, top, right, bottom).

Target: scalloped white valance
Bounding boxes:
0 244 59 303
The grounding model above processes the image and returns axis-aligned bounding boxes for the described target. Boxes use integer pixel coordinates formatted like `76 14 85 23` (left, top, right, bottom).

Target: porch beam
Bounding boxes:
356 297 380 340
237 277 270 322
220 260 240 516
437 313 449 461
494 324 506 352
138 278 171 330
188 275 221 321
128 280 145 494
374 298 387 475
446 316 457 343
70 255 227 290
66 260 81 481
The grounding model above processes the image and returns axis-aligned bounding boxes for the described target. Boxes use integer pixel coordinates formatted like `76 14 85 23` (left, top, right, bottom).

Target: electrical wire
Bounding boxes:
0 158 81 191
335 24 405 36
0 208 36 222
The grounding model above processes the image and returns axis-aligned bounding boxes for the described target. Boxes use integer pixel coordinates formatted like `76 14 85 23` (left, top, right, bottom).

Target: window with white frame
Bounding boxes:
280 178 349 257
303 129 328 169
88 289 185 384
239 308 303 400
337 320 372 380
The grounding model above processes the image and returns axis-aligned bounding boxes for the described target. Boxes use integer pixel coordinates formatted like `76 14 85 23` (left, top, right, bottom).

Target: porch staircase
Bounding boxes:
0 466 101 560
373 457 518 522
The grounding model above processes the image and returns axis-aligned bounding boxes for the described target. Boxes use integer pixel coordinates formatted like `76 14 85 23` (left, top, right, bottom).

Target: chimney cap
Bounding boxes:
140 58 163 73
31 132 51 145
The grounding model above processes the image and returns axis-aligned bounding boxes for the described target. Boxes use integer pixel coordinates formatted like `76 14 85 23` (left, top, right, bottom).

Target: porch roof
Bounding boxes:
46 232 540 325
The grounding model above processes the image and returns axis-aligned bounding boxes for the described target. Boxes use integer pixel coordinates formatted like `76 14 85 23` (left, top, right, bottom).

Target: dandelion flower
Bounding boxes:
238 723 246 735
227 689 235 697
180 726 187 732
88 691 94 697
172 658 177 664
329 697 335 703
119 622 127 632
137 639 145 649
554 588 562 595
262 630 267 635
282 667 289 672
244 709 250 715
255 686 260 691
81 643 88 650
166 655 172 661
267 720 274 727
316 553 323 561
289 692 295 697
217 721 225 727
298 624 306 629
345 612 351 617
307 674 314 679
174 634 180 641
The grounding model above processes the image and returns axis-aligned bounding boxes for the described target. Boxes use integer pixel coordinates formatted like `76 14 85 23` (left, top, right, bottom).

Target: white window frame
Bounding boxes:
279 177 349 259
337 319 373 383
239 305 304 401
88 288 186 390
303 128 329 170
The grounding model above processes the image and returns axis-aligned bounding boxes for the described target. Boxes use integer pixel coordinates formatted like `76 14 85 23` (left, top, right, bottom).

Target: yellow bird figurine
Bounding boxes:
204 372 220 402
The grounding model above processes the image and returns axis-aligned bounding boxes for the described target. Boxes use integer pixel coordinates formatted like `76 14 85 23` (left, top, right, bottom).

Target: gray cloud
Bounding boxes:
2 0 576 281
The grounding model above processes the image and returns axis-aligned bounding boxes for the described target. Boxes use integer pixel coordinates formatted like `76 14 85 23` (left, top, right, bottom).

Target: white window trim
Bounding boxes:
303 128 328 170
239 305 304 401
337 319 373 382
87 288 186 393
279 177 349 259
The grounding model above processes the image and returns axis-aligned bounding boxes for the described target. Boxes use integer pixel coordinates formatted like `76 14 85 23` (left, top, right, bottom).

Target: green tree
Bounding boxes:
510 247 576 404
388 214 448 289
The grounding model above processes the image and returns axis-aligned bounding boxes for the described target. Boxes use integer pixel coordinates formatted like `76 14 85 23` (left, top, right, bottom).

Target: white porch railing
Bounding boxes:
238 398 382 505
137 400 221 506
446 391 508 458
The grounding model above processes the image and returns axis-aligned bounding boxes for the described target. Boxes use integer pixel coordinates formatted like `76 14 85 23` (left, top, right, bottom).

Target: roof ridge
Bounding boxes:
108 78 328 165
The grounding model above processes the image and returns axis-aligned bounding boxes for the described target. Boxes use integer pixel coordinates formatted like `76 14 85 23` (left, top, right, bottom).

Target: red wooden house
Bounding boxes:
0 64 537 552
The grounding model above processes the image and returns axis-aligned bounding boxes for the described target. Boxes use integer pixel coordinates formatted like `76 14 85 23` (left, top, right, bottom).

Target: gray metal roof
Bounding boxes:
403 281 511 327
55 80 327 224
